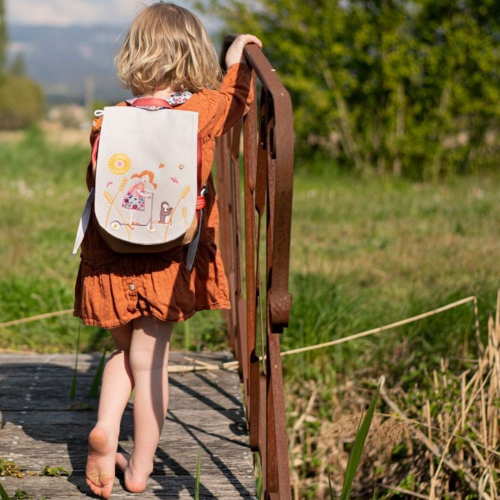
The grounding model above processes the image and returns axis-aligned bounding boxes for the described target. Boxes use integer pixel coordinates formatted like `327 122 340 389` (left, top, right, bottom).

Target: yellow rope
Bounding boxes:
0 309 74 329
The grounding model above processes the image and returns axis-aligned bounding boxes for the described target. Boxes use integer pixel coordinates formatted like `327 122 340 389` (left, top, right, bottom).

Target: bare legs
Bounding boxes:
85 316 173 498
121 316 173 492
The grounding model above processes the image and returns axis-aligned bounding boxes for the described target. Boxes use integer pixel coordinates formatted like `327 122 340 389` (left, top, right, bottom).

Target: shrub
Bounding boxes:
0 74 44 129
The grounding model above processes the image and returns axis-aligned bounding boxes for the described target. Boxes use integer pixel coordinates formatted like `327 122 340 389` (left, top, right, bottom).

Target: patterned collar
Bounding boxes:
126 91 193 108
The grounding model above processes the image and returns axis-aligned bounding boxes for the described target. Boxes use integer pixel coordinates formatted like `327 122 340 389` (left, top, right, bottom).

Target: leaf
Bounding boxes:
0 483 10 500
41 465 71 477
328 474 335 500
340 377 383 500
87 349 107 398
12 490 31 499
194 449 201 500
70 325 80 399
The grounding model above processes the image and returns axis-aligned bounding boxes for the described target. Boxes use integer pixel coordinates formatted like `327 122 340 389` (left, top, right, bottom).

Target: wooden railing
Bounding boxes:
215 37 294 500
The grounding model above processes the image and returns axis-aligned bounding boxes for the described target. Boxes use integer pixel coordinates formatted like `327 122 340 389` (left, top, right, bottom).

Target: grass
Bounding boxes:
2 128 498 360
2 129 500 497
282 165 500 383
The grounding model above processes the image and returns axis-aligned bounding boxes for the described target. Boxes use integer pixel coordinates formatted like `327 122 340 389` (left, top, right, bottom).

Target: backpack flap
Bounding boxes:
93 106 199 249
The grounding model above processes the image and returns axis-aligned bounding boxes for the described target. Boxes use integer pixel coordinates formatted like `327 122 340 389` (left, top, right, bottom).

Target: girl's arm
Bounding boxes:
225 34 262 68
204 35 263 138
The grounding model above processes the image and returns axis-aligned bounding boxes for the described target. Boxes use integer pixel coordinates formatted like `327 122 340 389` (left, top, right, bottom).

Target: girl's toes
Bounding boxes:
86 423 117 498
101 482 114 499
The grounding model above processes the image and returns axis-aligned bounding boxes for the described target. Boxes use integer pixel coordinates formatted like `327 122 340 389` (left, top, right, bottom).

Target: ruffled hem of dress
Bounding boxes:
73 240 231 328
73 299 231 329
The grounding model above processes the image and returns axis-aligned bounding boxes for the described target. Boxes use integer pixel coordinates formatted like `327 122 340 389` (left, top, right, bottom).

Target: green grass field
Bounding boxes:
285 167 500 382
1 128 499 366
1 129 499 497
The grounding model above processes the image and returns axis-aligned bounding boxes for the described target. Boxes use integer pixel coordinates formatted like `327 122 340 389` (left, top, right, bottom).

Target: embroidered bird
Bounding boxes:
170 176 179 183
177 164 185 170
106 181 113 187
159 163 165 169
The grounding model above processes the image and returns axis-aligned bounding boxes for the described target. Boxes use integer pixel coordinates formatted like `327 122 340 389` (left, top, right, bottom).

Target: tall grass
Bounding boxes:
2 129 500 366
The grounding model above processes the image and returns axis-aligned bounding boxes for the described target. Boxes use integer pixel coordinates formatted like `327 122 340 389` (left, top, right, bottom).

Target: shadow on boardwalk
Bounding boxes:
0 353 256 499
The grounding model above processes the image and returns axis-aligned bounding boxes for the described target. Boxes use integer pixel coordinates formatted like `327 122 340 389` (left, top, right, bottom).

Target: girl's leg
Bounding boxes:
86 323 134 499
123 315 173 493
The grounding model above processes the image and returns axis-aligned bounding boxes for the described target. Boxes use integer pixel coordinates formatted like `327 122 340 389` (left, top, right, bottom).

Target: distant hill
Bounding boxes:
7 20 224 105
8 24 129 104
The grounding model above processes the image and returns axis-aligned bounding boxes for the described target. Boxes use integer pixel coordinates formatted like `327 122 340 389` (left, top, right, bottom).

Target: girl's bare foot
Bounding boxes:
86 423 117 499
123 455 154 493
115 450 130 473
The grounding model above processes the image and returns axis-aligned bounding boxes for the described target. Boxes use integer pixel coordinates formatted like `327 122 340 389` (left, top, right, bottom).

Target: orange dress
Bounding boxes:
73 63 254 329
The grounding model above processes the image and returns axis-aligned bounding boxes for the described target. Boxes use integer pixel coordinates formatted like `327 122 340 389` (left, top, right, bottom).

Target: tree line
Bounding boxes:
205 0 500 178
0 0 44 129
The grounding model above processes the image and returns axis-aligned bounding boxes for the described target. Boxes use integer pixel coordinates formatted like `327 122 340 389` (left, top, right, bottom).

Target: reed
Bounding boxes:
289 294 500 498
194 450 201 500
88 349 108 398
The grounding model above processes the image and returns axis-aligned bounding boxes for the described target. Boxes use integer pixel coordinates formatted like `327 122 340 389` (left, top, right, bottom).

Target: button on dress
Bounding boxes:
73 63 254 329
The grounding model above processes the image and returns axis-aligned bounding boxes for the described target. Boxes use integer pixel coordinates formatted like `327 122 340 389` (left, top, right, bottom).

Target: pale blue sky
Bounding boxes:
6 0 213 28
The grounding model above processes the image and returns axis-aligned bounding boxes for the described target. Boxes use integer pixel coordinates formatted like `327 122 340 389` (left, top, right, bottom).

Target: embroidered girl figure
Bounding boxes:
74 3 261 498
122 171 157 212
122 170 157 228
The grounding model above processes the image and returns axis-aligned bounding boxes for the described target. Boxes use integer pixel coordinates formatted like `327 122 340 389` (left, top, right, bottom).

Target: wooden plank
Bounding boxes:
0 353 257 499
0 475 258 499
0 377 243 409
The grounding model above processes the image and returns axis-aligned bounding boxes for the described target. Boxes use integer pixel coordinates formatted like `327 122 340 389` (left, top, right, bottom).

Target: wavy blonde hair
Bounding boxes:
115 2 222 95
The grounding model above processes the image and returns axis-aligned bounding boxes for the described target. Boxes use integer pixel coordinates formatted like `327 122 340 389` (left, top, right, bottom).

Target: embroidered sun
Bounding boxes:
108 153 131 175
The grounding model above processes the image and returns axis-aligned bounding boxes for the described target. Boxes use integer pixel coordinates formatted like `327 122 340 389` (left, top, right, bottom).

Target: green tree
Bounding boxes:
0 0 7 75
10 52 26 76
203 0 500 178
0 0 45 129
0 74 44 129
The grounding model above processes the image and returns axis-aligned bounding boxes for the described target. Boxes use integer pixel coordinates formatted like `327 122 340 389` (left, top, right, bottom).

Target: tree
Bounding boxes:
203 0 500 178
0 74 44 129
0 0 44 129
10 52 26 76
0 0 6 74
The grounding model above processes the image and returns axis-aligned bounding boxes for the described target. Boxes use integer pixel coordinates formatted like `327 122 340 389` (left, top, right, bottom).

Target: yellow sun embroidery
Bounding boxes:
108 154 131 175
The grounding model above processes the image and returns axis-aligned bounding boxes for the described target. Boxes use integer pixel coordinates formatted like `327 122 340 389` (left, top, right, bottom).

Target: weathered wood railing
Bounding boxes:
215 37 294 500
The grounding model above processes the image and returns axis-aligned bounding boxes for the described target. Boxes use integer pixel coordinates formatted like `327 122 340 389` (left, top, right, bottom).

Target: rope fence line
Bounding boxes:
0 309 74 329
221 295 479 370
0 296 479 373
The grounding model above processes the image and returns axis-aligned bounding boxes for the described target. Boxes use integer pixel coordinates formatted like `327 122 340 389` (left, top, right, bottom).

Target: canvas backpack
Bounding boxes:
72 98 206 270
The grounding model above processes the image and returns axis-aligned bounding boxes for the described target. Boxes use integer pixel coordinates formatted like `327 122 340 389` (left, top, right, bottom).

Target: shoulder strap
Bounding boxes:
131 97 173 109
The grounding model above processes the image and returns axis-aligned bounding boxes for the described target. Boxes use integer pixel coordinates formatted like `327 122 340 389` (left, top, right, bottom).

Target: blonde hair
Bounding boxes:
115 2 222 95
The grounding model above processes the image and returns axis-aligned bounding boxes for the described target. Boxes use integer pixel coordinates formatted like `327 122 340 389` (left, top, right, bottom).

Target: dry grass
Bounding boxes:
286 294 500 498
0 122 89 146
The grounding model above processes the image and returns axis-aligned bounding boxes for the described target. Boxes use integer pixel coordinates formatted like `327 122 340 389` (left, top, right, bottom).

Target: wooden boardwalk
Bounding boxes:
0 352 257 499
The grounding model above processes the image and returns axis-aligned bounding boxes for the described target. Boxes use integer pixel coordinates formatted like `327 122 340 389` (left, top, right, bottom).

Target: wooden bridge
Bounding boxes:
0 38 294 500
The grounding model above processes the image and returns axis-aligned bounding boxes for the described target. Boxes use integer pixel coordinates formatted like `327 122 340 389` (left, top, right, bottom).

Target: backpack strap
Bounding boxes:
72 187 95 256
130 97 173 109
186 131 205 269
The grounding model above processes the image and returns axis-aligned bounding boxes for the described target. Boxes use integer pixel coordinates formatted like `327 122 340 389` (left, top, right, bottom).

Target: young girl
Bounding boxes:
73 3 261 498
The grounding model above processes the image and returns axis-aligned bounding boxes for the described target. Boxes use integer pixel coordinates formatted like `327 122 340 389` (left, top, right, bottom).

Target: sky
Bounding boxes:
6 0 213 28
